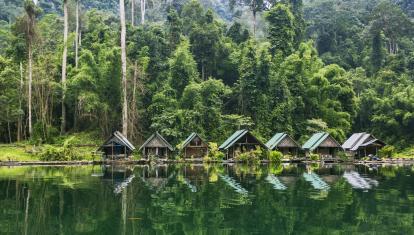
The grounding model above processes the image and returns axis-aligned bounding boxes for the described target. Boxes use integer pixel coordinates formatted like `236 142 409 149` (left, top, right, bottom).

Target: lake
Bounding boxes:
0 163 413 234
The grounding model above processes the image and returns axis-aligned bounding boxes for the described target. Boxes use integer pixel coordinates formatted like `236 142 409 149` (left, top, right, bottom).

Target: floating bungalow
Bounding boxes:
265 132 300 156
98 131 135 159
139 132 174 158
302 132 342 158
181 133 208 158
219 129 267 159
342 133 386 158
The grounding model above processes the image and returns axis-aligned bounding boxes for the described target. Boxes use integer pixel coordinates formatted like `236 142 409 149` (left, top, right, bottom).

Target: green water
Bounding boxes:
1 163 414 234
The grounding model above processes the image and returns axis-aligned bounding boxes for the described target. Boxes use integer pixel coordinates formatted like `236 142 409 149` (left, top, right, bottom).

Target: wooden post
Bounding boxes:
112 143 114 161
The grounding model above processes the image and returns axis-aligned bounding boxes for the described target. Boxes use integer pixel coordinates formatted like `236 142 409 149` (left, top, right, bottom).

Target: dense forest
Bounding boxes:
0 0 413 148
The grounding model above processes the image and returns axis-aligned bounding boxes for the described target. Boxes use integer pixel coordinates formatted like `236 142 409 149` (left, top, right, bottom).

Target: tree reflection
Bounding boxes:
1 164 414 234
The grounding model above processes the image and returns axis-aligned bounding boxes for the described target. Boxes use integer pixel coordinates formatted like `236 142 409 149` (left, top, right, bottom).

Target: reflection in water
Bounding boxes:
183 178 197 192
343 171 379 190
219 174 249 194
1 164 414 234
266 174 287 190
114 175 135 194
303 172 330 191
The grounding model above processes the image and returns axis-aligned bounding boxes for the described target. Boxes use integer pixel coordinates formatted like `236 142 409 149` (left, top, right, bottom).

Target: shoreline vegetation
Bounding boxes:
0 132 413 165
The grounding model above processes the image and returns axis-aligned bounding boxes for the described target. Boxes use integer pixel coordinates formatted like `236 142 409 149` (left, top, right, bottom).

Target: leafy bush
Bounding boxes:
208 142 225 160
203 156 212 162
234 147 265 163
30 122 59 145
379 145 395 158
37 137 81 161
337 151 349 161
309 153 320 161
268 150 283 163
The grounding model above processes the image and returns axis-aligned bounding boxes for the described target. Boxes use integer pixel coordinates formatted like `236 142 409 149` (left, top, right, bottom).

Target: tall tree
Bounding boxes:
120 0 128 136
371 30 384 74
229 0 269 36
23 0 40 137
131 0 135 26
169 38 199 97
61 0 69 135
140 0 145 25
75 0 80 68
370 1 413 55
265 3 295 57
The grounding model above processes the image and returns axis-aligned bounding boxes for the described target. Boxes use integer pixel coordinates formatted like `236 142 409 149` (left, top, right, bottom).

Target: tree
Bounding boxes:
168 38 199 97
370 1 413 55
120 0 128 136
371 30 384 74
226 22 249 44
75 0 80 68
22 0 41 137
60 0 69 135
140 0 145 25
229 0 269 36
265 3 295 56
166 9 182 51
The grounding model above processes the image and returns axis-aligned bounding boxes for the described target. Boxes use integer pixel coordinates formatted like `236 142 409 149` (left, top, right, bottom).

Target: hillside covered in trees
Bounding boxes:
0 0 413 149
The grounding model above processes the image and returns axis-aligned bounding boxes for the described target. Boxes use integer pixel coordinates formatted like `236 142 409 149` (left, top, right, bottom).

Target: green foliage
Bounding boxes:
309 153 320 161
337 151 349 161
0 0 413 153
379 146 396 159
37 137 82 161
208 142 225 160
268 150 283 163
234 147 266 163
265 3 295 56
169 38 199 97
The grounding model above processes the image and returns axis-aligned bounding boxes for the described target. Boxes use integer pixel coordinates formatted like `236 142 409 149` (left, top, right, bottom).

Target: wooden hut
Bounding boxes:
265 132 300 156
139 132 174 158
342 133 386 158
302 132 342 158
98 131 135 159
219 129 267 159
181 133 208 158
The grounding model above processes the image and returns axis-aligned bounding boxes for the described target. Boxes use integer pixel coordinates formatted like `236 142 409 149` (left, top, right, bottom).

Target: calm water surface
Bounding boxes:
1 163 414 234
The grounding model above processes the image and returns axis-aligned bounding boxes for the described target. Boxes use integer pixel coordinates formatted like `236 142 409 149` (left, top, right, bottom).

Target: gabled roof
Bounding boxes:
98 131 135 151
139 132 174 151
302 132 341 151
219 129 267 150
181 132 206 149
265 132 300 150
342 133 386 151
